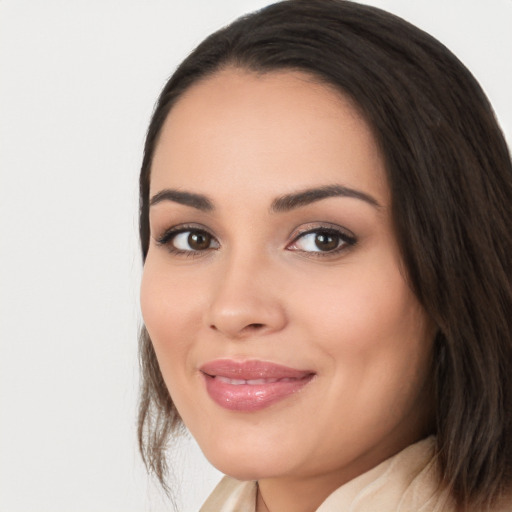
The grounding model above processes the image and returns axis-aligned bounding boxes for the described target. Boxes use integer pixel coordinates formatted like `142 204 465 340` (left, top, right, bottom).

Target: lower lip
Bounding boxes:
202 373 314 412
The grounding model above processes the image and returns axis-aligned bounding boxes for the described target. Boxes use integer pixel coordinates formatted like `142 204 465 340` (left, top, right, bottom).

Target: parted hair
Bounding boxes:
138 1 512 509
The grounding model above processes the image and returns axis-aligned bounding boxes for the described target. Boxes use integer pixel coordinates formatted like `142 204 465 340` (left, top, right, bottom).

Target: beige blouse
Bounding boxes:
199 437 511 511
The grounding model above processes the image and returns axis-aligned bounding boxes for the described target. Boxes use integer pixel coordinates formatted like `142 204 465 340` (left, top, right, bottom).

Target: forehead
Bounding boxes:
150 68 388 206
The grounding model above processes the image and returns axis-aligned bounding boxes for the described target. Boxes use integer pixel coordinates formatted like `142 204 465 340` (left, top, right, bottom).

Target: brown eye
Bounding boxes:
314 232 339 251
287 227 356 256
188 231 212 250
164 229 219 252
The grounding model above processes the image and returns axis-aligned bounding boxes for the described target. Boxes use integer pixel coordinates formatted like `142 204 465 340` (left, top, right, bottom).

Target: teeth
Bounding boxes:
217 377 246 385
215 376 290 385
246 378 278 385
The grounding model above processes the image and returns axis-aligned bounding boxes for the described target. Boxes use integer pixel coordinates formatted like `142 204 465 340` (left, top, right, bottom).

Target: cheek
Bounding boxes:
140 255 203 377
293 256 433 402
294 265 433 450
297 263 421 348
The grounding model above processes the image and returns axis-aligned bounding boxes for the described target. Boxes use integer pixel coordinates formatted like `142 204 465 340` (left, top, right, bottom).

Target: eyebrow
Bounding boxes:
150 189 214 211
270 184 381 212
149 184 380 212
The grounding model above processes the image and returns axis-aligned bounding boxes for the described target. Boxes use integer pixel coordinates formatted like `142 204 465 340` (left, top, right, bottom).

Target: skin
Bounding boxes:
141 68 436 512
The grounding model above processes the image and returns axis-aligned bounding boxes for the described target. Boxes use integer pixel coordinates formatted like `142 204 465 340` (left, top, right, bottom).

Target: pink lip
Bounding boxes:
200 359 315 412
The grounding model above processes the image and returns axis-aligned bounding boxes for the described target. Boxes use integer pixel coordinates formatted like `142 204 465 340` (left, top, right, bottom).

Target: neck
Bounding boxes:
254 434 431 512
256 472 352 512
256 484 270 512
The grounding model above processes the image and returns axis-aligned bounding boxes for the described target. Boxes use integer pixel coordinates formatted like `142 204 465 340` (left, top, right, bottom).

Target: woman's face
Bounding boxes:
141 69 435 489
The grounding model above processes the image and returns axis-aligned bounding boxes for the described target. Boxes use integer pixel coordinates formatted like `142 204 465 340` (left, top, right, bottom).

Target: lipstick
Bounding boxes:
200 359 315 412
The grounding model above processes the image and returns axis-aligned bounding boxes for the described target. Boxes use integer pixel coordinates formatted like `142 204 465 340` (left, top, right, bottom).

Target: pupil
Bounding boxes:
315 233 338 251
188 231 210 250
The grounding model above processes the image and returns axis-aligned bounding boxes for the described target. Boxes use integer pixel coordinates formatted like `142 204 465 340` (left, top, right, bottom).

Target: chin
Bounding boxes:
200 442 290 481
204 454 265 481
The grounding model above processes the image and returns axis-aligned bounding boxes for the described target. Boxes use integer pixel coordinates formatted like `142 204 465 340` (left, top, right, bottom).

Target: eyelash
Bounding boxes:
155 223 357 258
156 224 218 257
288 225 357 257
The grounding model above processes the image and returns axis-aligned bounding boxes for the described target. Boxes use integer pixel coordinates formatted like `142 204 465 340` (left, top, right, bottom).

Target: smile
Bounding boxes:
215 376 299 385
200 359 315 412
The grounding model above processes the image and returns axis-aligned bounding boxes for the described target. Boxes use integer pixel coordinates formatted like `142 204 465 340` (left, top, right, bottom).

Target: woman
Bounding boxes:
137 1 512 510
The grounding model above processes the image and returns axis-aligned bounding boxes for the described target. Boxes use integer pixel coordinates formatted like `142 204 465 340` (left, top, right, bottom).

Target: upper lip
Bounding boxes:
200 359 314 380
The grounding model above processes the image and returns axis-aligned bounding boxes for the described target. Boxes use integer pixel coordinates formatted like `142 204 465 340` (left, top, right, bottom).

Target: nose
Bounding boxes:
204 254 288 339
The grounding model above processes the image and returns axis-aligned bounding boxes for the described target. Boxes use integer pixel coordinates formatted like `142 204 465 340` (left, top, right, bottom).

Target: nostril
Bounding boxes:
208 322 265 336
247 323 264 330
209 322 266 336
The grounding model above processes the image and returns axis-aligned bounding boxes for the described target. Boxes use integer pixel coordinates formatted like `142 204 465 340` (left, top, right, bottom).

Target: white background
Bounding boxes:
0 1 510 511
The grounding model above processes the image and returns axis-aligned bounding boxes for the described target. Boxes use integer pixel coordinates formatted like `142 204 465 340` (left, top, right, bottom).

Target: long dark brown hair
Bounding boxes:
138 1 512 508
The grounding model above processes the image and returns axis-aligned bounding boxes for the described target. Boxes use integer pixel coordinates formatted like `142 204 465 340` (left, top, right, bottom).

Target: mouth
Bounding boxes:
199 359 315 412
214 376 302 385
